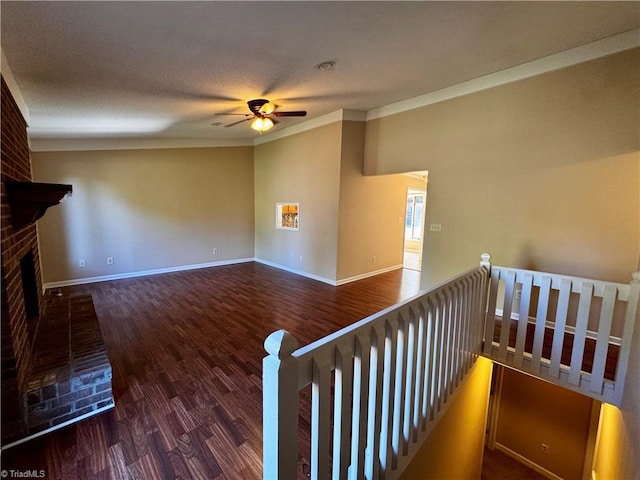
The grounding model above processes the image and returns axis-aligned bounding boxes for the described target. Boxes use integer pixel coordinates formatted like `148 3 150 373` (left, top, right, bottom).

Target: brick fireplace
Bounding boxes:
1 76 43 442
1 77 114 445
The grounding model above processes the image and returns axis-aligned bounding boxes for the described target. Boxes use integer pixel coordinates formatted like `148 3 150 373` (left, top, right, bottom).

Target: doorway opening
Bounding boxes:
403 176 427 270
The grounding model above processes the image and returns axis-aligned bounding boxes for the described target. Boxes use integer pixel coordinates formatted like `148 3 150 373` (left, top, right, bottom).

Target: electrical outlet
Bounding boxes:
541 443 549 454
212 248 218 255
107 257 114 265
430 223 442 232
372 256 377 263
79 259 86 268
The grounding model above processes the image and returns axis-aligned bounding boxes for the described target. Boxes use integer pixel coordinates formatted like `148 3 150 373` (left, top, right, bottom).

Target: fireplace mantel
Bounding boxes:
5 181 72 230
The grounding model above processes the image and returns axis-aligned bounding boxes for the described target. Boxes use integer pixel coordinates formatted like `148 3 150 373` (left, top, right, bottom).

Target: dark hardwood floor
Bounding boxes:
2 262 421 479
481 447 547 480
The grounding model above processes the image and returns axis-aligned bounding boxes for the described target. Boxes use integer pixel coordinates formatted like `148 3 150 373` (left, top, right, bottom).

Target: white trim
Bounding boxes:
254 258 336 285
253 258 404 286
494 442 564 480
1 402 114 452
366 28 640 121
43 258 254 289
19 30 640 152
43 257 402 290
29 136 253 152
1 48 30 124
335 264 403 286
253 109 365 146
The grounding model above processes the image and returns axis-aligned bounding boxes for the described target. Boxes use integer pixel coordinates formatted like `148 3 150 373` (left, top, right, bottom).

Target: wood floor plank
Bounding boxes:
2 262 420 479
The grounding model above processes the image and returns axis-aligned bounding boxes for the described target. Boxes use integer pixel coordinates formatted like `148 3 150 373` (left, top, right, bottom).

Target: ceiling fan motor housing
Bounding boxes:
248 99 270 115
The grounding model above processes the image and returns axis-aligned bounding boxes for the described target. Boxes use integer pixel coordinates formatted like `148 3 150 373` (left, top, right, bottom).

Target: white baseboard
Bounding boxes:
494 442 564 480
43 258 254 289
254 258 337 285
43 257 405 290
335 264 404 285
254 259 404 286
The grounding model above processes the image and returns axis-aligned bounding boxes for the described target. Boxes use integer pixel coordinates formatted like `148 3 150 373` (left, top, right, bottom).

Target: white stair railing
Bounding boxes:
263 255 490 480
483 265 640 407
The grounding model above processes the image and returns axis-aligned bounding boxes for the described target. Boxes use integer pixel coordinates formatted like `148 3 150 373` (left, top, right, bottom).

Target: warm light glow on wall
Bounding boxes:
593 402 626 479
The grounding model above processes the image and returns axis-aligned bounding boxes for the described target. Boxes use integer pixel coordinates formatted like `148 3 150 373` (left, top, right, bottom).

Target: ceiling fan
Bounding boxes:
218 99 307 132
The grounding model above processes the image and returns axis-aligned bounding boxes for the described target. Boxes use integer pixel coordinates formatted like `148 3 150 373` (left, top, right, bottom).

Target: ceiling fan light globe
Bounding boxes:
250 116 274 132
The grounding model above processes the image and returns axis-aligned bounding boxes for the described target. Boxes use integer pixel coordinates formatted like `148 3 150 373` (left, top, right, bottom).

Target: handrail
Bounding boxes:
263 255 490 480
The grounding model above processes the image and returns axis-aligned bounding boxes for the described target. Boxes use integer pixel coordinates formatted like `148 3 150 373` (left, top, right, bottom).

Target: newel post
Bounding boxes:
263 330 299 480
480 252 492 271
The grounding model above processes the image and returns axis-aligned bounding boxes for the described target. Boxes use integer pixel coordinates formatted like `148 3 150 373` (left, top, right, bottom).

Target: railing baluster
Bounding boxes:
412 303 427 440
391 311 407 468
420 299 434 429
311 355 331 480
450 282 462 389
333 341 354 480
441 285 453 403
365 323 385 480
514 273 533 368
531 275 551 374
589 285 617 394
379 317 398 477
425 298 438 423
484 269 500 355
549 278 572 378
569 282 593 386
402 308 417 455
349 332 371 480
498 270 516 361
433 291 446 413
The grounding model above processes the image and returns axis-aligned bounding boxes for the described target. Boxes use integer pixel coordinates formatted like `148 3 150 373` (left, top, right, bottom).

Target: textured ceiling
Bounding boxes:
1 1 639 143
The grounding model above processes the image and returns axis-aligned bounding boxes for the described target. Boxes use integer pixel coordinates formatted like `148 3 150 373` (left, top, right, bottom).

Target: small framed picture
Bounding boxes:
276 203 299 231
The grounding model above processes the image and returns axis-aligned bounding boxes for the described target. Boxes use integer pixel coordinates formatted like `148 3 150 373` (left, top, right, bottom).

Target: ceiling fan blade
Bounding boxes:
224 117 253 128
273 111 307 117
215 112 251 116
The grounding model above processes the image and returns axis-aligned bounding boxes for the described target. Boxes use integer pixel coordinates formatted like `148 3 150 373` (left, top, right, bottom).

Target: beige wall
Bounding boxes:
400 357 492 480
496 368 594 479
254 122 343 281
365 48 640 479
255 120 416 283
365 48 640 288
337 121 410 280
32 147 254 283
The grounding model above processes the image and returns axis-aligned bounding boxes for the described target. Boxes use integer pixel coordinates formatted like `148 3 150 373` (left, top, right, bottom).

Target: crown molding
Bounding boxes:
29 136 254 152
366 28 640 121
19 28 640 152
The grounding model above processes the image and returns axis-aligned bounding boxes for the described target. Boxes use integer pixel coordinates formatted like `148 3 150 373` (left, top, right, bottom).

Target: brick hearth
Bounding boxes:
24 293 114 434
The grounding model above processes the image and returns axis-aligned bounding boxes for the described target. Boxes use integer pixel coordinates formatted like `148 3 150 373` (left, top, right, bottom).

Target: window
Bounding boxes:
405 192 424 240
